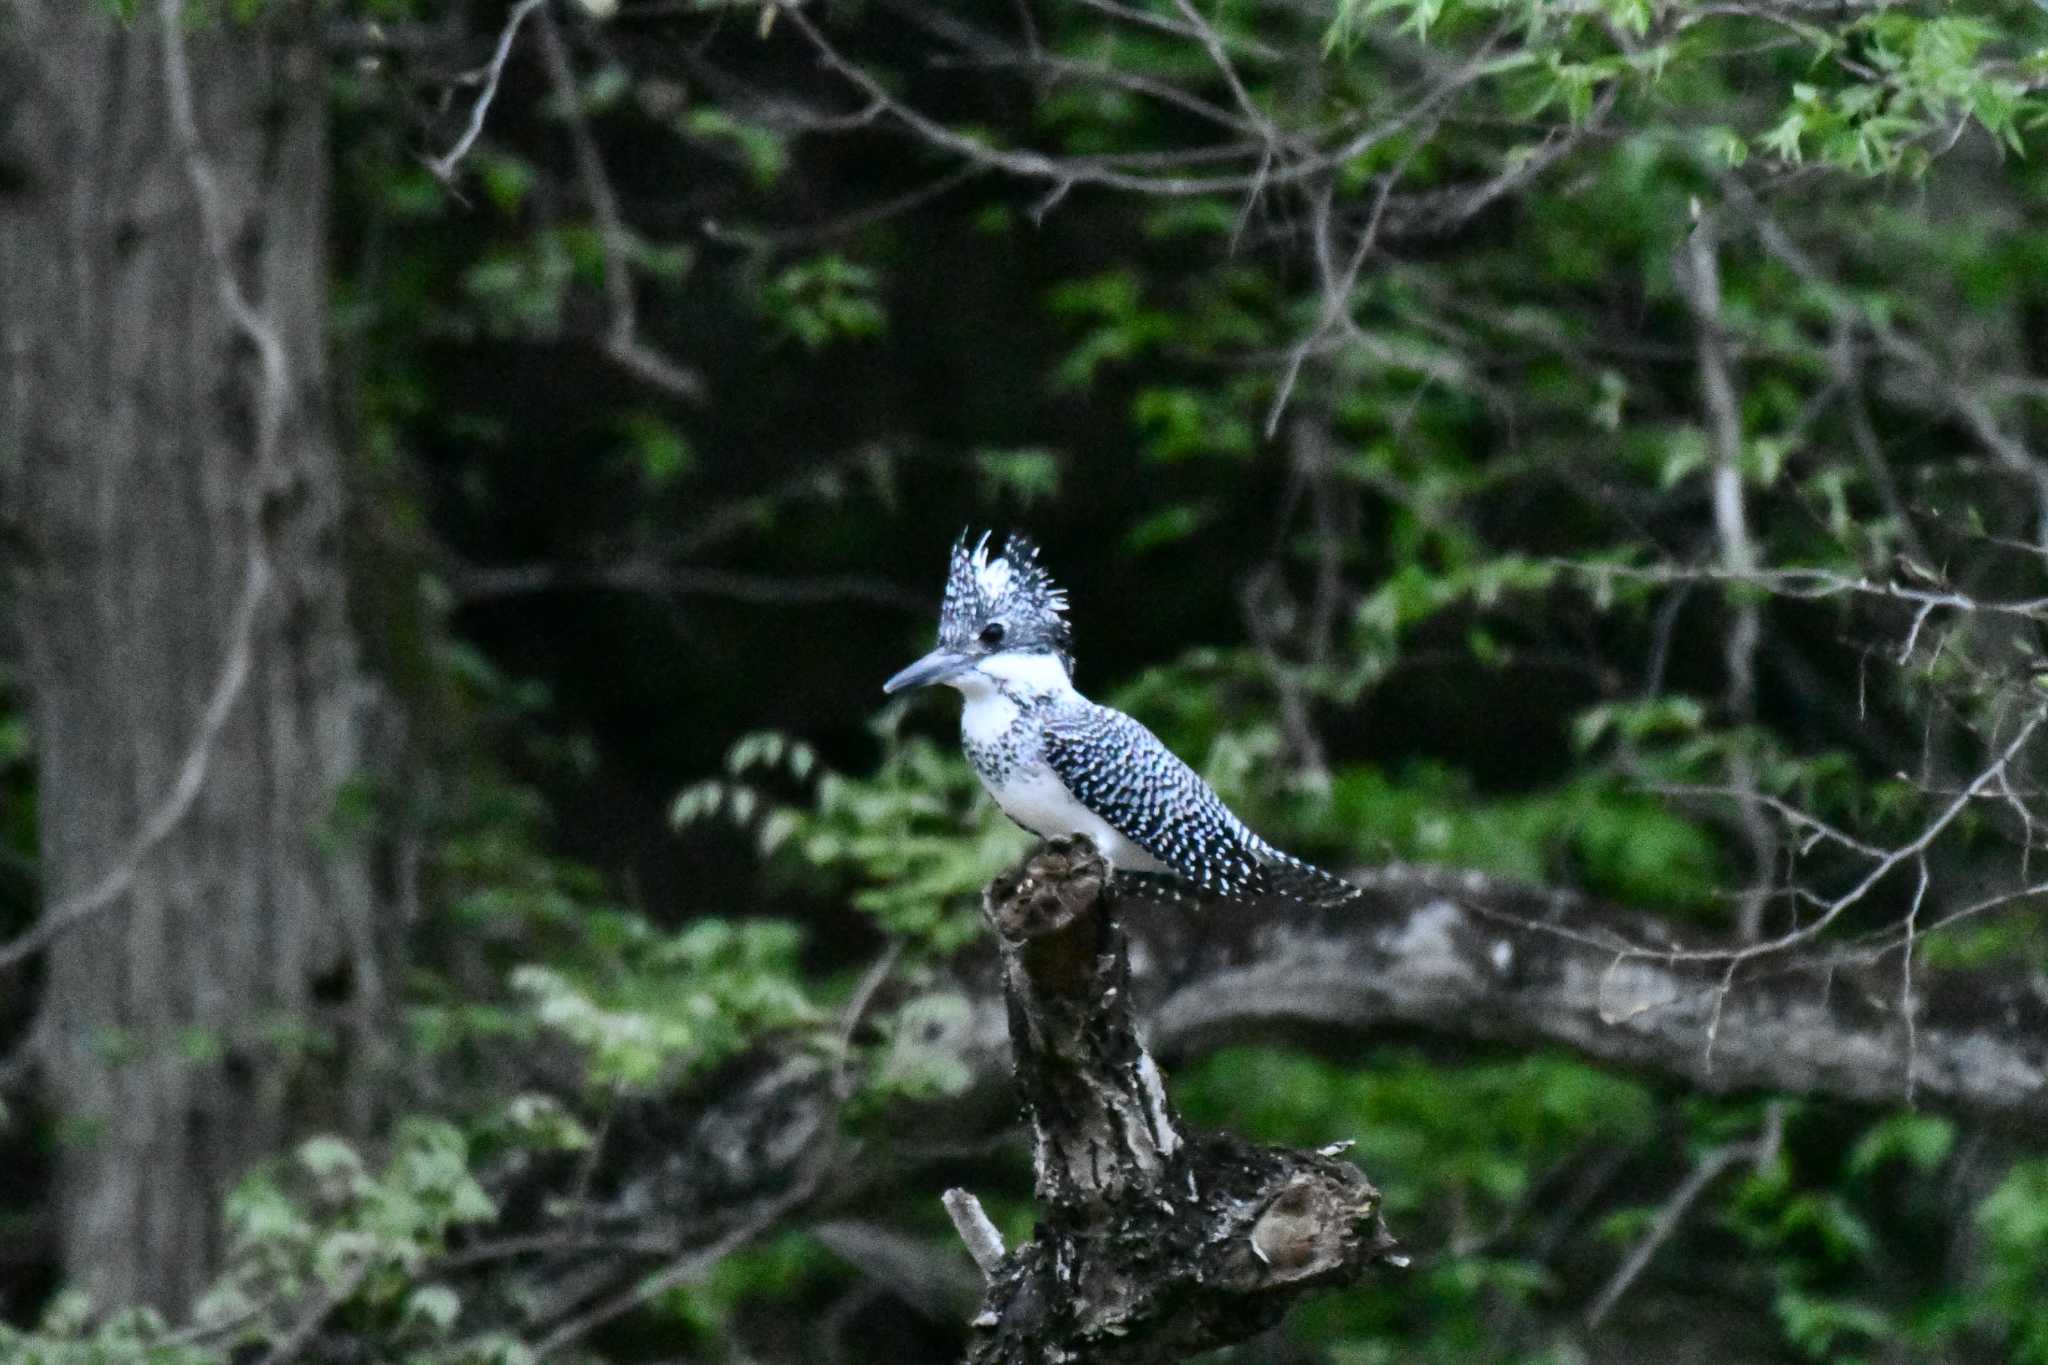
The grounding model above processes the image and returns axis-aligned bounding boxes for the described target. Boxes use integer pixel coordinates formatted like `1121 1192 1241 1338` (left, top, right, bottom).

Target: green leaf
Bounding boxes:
1845 1113 1955 1178
405 1283 463 1333
973 447 1062 505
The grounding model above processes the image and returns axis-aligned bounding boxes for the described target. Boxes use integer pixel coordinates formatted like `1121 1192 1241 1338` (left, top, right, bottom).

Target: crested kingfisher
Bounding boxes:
883 531 1360 906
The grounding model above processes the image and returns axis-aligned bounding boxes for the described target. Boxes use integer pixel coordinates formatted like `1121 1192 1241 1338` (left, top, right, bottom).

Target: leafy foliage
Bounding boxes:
511 917 819 1091
675 721 1026 955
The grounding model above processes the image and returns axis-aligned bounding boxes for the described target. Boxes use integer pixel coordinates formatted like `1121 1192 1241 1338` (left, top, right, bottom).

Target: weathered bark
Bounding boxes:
953 838 1400 1363
0 1 394 1313
1134 865 2048 1127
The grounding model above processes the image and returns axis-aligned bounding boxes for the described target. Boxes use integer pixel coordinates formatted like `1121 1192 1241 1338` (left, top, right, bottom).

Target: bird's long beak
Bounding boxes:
884 647 971 694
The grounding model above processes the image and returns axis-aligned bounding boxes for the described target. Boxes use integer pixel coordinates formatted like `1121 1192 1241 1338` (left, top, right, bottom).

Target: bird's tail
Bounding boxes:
1255 849 1364 908
1111 851 1364 910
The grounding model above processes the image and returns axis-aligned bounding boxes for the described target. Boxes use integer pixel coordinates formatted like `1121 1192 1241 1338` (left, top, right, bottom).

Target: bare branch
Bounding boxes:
1264 176 1398 437
780 2 1490 202
1901 855 1930 1104
534 9 705 402
254 1258 375 1365
890 0 1262 139
450 559 928 611
1677 203 1775 942
1136 865 2048 1126
1721 180 2048 549
1583 1104 1781 1329
1074 0 1286 62
530 1174 827 1360
1172 0 1285 148
428 0 547 182
1643 706 2045 970
1560 561 2048 626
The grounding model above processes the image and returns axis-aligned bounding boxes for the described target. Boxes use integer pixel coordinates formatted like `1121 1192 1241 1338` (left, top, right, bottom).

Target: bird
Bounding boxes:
883 530 1360 907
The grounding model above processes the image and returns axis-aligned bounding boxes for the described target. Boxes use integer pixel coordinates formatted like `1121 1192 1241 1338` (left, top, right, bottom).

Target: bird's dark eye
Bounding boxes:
979 621 1007 648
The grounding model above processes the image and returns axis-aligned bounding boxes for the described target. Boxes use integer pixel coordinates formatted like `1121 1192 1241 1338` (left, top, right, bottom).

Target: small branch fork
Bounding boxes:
949 837 1401 1363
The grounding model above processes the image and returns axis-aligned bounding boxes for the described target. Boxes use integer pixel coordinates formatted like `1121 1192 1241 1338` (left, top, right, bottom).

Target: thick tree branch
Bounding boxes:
1131 865 2048 1126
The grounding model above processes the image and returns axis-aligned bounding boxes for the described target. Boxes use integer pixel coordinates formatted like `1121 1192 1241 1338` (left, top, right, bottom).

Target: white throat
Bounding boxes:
950 650 1076 749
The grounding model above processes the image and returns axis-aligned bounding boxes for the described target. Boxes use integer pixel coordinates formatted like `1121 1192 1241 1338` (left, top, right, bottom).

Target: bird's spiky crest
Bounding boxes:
939 530 1072 660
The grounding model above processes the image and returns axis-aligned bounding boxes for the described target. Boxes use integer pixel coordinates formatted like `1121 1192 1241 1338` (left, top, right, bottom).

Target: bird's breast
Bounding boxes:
982 763 1169 875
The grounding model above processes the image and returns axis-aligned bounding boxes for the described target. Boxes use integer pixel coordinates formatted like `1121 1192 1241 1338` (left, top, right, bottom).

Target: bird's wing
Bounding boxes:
1039 704 1265 893
1040 704 1359 906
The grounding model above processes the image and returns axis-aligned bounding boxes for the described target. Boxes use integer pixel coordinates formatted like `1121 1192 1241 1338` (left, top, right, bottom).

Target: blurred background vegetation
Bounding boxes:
8 0 2048 1359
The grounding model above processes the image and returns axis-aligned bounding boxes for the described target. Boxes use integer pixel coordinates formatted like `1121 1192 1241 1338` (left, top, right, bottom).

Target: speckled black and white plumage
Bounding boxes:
939 531 1073 669
1039 704 1360 906
887 529 1362 909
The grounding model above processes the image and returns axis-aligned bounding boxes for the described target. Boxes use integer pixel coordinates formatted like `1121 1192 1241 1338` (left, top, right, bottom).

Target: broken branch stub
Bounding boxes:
957 836 1401 1363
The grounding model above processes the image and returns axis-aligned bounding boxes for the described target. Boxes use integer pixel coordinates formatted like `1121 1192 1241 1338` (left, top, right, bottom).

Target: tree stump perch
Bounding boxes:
951 836 1402 1363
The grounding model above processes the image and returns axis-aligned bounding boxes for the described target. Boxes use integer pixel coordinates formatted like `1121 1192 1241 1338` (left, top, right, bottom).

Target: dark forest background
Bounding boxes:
7 0 2048 1359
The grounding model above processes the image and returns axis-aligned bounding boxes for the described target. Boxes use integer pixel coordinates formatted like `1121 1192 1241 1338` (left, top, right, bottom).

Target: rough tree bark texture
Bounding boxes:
0 1 394 1313
954 838 1401 1362
1135 866 2048 1125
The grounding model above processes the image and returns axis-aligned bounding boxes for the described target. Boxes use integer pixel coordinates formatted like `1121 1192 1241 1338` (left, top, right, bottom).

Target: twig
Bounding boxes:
1721 178 2048 550
1584 1105 1782 1329
1645 784 1885 859
1074 0 1284 60
428 0 547 182
892 1 1257 137
781 2 1480 200
701 165 981 250
1558 560 2048 626
833 941 902 1100
1172 0 1284 148
1264 176 1396 437
255 1259 374 1365
534 8 705 401
1901 854 1929 1104
531 1175 823 1359
1653 706 2045 968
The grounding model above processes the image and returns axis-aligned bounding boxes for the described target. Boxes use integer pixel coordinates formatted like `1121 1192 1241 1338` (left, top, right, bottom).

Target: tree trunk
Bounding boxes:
953 839 1401 1362
0 0 395 1314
